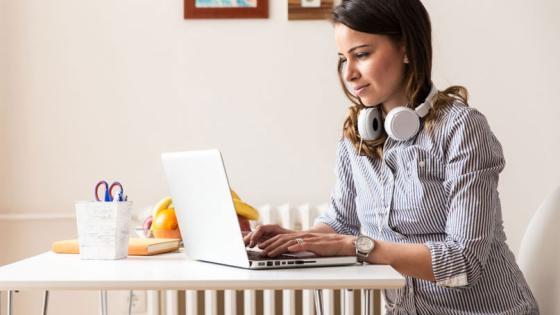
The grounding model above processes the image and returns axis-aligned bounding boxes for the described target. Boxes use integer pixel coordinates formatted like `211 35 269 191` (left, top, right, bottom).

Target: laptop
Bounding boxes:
161 149 357 269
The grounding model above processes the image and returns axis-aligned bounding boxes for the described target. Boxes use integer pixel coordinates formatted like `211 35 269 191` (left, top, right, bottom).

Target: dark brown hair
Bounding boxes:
333 0 468 158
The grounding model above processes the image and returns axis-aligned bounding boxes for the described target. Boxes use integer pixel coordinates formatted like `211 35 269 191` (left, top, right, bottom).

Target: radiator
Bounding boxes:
159 203 384 315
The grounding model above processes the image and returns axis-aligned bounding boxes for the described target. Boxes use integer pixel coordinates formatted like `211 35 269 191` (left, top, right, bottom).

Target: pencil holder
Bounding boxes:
75 201 132 260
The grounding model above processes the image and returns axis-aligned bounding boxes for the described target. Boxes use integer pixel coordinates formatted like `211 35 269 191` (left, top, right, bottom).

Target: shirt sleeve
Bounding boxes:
315 139 361 235
425 107 505 289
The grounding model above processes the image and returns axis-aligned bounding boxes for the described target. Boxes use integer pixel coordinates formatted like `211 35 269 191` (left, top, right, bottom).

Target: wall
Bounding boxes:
1 0 8 205
0 0 347 213
1 0 559 314
428 0 560 246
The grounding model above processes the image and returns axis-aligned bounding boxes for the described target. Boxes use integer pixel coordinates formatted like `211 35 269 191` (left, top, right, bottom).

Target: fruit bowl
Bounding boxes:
153 228 181 239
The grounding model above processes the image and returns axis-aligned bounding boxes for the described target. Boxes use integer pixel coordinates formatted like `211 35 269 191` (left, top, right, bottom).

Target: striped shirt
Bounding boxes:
316 100 539 314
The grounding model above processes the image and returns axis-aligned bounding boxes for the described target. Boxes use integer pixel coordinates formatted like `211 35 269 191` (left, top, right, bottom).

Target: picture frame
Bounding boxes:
288 0 334 20
184 0 269 19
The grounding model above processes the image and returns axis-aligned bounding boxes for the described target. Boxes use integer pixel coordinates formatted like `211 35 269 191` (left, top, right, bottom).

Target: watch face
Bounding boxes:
356 236 374 252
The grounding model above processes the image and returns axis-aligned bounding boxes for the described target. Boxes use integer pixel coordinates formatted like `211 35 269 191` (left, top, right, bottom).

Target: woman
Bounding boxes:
244 0 538 313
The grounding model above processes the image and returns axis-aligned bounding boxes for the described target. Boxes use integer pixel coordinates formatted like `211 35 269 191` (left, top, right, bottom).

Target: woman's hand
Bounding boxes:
259 233 356 258
243 224 295 247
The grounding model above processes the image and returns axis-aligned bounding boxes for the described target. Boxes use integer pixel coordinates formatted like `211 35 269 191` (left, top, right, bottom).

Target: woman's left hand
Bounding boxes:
259 233 356 257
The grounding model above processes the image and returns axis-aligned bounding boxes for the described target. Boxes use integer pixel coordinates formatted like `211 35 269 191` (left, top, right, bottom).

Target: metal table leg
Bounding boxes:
99 290 108 315
42 290 49 315
313 289 324 315
128 290 133 315
7 290 14 315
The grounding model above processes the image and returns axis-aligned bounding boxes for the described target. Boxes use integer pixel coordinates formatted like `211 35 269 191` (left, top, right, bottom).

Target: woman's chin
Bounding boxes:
359 97 380 107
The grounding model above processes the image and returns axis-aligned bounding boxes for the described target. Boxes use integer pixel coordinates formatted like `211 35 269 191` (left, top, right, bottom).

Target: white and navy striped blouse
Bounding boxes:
316 100 539 314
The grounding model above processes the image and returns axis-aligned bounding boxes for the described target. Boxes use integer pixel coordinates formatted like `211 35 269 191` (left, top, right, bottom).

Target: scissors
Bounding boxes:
95 180 126 202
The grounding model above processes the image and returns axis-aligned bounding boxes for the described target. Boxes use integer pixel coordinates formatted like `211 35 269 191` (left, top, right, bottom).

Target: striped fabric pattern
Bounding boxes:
316 100 539 314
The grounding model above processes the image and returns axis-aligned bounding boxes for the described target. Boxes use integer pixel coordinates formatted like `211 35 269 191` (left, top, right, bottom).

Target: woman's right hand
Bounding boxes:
244 224 294 248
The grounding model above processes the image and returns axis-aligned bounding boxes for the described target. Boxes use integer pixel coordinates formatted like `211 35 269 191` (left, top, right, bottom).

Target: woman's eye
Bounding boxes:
355 52 369 59
339 58 347 64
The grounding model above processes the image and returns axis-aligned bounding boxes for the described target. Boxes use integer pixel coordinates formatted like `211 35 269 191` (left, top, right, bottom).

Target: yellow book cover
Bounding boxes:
52 238 180 256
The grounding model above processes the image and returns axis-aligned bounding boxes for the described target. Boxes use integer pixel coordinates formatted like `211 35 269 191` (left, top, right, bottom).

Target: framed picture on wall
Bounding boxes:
184 0 269 19
288 0 334 20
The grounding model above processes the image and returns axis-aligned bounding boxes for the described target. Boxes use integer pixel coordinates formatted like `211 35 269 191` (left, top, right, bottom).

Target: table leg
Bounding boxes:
104 290 108 315
128 291 133 315
42 290 49 315
313 289 323 315
99 291 103 315
7 290 14 315
99 290 108 315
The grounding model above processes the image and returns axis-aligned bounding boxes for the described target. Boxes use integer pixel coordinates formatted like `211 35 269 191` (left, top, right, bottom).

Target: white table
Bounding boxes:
0 251 405 314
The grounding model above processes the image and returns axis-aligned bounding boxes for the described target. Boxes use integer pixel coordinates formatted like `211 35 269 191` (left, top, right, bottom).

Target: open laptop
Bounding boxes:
161 149 357 269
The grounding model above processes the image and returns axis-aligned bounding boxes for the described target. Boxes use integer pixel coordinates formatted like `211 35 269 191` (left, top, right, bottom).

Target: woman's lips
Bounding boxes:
354 84 369 97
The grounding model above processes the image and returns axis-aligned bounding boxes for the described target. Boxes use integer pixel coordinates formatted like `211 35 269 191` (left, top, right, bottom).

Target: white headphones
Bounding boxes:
357 84 438 142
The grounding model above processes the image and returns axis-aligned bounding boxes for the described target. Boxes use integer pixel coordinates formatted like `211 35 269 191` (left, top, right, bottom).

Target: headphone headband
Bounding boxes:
415 84 438 118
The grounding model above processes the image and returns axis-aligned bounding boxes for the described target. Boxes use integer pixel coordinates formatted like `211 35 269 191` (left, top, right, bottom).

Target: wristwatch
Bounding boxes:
354 235 375 263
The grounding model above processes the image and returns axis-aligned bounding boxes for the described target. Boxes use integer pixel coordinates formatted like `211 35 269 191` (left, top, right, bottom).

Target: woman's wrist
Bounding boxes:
345 235 358 256
367 239 392 265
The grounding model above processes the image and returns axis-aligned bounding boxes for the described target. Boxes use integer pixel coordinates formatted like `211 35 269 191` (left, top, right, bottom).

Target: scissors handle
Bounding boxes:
95 181 125 202
109 182 124 201
95 181 110 202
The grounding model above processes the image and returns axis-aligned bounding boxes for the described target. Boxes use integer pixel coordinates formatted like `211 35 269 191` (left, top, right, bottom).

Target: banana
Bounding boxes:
231 190 259 220
230 190 240 200
233 198 259 221
230 190 259 220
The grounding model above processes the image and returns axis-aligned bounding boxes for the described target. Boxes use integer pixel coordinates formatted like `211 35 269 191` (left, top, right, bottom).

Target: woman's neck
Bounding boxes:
380 87 408 113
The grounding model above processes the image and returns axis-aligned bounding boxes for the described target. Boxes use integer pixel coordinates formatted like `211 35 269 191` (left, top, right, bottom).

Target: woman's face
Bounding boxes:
335 23 407 109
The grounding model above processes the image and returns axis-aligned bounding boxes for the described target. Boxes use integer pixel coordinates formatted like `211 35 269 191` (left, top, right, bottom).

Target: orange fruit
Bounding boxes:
151 208 178 230
153 228 181 239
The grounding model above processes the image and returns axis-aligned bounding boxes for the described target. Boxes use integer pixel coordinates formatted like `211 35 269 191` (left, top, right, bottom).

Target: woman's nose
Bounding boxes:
344 62 358 82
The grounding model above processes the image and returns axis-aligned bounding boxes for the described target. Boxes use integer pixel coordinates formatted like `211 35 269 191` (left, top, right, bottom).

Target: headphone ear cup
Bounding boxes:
357 108 383 141
384 107 420 141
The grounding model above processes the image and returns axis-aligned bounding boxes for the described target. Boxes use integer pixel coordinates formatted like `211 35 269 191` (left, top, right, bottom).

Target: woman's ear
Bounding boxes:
400 43 409 64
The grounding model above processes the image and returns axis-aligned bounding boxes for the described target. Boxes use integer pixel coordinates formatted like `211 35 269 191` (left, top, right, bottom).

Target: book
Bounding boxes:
52 238 181 256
